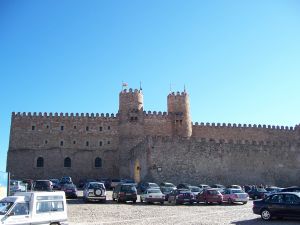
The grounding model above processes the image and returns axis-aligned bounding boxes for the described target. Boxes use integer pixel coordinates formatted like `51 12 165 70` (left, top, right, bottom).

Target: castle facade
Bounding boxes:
7 88 300 186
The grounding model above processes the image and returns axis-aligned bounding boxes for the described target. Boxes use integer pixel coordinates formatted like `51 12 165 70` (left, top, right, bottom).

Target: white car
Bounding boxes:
83 182 106 203
0 191 68 225
140 188 165 204
9 180 26 195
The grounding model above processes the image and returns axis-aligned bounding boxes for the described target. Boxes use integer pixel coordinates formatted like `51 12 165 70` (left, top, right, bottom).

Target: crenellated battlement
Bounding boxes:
12 112 118 120
143 111 168 118
167 91 188 97
192 122 295 131
120 88 142 95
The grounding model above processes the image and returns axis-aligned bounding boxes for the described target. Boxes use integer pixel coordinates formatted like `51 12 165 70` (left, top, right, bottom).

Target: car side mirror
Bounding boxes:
7 212 15 217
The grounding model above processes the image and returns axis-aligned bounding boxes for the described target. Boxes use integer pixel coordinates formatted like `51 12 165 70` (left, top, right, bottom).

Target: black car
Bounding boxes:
112 183 137 203
98 178 112 189
61 183 78 198
78 179 97 189
33 180 53 191
248 188 267 200
253 192 300 221
176 183 191 189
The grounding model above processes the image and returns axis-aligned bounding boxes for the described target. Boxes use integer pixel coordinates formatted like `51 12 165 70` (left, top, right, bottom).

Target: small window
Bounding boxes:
99 127 102 131
11 203 29 215
64 157 71 168
107 141 110 145
46 125 49 129
61 126 64 131
108 126 110 130
73 140 76 144
32 126 35 131
86 126 89 131
44 140 48 145
74 125 77 129
135 117 138 120
86 141 89 147
60 141 64 146
37 157 44 167
99 141 102 146
95 157 102 168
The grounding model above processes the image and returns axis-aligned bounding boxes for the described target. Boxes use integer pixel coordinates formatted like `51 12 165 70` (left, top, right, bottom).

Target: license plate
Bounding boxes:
184 199 189 201
126 193 132 195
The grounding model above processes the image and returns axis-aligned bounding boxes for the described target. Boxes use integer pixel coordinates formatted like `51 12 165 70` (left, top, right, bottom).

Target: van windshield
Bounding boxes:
0 202 13 215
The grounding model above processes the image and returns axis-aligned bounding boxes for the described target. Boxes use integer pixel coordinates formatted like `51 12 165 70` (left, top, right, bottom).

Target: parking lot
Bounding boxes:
67 191 300 225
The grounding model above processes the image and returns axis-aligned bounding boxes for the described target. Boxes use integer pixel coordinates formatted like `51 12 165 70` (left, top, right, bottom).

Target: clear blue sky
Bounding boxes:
1 0 300 172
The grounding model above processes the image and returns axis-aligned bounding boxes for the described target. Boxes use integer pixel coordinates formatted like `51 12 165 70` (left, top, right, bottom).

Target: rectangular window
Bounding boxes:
73 140 76 144
32 126 35 131
60 141 64 146
86 141 89 146
74 125 77 129
99 127 102 131
36 201 64 214
108 126 110 130
107 141 110 145
61 126 64 131
45 140 48 144
86 126 89 131
99 141 102 146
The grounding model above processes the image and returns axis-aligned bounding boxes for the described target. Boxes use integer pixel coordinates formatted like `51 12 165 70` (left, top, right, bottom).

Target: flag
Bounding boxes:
122 82 128 87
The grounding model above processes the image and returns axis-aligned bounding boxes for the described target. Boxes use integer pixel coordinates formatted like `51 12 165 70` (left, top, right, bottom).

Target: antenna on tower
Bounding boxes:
139 81 142 91
170 82 172 93
184 84 186 93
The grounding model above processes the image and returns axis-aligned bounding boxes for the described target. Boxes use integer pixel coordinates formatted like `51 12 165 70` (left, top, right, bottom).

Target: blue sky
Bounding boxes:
1 0 300 172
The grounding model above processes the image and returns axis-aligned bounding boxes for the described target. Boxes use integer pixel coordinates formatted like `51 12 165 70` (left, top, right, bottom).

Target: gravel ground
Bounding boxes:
67 191 300 225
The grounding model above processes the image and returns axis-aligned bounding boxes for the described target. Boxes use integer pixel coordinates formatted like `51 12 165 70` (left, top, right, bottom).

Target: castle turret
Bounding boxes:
118 88 145 178
167 91 192 138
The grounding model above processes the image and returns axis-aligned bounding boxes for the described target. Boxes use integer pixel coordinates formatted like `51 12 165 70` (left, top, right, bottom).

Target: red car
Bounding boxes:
197 188 223 204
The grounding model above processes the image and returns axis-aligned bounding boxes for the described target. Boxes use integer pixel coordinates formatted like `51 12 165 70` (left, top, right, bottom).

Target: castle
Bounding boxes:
7 88 300 186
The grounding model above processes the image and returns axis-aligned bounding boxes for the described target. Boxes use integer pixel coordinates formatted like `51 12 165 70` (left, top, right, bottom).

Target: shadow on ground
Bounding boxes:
231 217 300 225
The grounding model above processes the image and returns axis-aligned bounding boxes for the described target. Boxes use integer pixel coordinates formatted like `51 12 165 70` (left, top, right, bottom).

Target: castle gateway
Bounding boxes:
7 88 300 186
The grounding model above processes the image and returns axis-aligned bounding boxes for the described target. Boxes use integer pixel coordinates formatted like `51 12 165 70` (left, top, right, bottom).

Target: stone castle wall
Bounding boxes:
131 136 300 186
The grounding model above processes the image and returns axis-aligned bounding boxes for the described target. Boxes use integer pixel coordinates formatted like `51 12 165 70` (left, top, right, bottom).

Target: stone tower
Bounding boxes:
167 91 192 138
118 88 144 178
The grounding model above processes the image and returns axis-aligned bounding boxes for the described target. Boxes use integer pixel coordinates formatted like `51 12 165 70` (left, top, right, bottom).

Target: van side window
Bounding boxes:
36 201 64 213
11 203 29 215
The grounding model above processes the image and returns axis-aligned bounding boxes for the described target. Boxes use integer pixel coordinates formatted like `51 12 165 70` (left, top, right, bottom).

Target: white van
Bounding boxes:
0 191 68 225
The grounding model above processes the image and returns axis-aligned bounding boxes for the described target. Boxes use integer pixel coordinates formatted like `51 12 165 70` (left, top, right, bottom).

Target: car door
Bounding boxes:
169 190 176 202
283 194 300 217
222 189 229 202
267 194 286 216
3 202 30 225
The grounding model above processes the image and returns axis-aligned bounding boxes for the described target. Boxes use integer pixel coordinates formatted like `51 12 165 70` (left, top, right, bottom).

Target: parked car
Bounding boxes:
227 185 242 190
9 180 26 195
264 186 283 197
83 182 106 203
137 182 160 193
176 183 191 189
0 191 68 225
98 178 112 189
160 186 174 201
211 184 225 190
112 183 137 203
33 180 52 191
60 176 72 184
61 183 78 198
253 192 300 221
168 189 195 205
111 178 123 189
140 188 165 204
189 186 201 199
49 179 61 190
160 182 176 189
78 179 97 189
222 188 249 204
280 186 300 193
197 188 223 204
198 184 211 190
248 188 267 200
22 179 34 191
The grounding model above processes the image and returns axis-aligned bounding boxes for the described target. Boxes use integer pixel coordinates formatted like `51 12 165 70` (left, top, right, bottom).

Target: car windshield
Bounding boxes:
179 190 191 194
121 185 136 192
191 187 200 192
0 202 14 215
257 188 267 192
208 190 219 195
163 183 174 187
161 187 173 192
149 183 159 188
232 190 243 193
148 189 162 194
88 183 104 189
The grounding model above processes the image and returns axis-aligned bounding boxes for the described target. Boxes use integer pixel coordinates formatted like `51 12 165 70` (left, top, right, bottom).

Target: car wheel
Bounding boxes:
140 197 143 203
117 198 121 203
161 201 164 205
102 199 106 203
254 196 258 200
112 198 115 201
83 197 88 203
133 200 136 204
205 199 209 205
228 198 233 204
242 201 247 205
261 209 272 221
218 201 222 205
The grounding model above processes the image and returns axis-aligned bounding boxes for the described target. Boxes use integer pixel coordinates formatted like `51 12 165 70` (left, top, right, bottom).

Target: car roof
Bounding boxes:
88 182 104 185
273 192 300 196
147 188 161 191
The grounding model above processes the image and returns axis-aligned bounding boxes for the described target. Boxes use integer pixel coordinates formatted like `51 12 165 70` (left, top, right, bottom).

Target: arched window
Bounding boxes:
95 157 102 168
64 157 71 168
36 157 44 167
